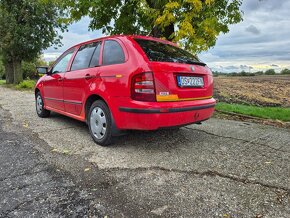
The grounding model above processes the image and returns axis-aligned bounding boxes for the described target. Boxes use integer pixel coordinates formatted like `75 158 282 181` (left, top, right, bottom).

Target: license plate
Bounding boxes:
177 76 204 87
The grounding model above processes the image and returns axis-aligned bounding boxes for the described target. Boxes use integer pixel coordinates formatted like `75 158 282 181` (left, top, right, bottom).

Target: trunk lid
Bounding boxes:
149 62 213 102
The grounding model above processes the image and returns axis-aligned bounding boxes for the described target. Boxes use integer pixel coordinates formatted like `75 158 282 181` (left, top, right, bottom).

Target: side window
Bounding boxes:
102 40 125 65
52 49 74 74
89 41 102 67
71 42 98 71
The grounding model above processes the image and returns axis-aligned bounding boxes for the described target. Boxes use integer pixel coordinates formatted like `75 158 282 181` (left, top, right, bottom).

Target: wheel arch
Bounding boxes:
84 94 108 122
84 94 122 136
35 88 40 96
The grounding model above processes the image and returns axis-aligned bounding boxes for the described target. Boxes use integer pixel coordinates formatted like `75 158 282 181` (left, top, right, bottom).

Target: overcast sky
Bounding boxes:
44 0 290 73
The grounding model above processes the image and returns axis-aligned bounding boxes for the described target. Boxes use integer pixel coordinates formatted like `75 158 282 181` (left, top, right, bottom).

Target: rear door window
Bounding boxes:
102 40 125 65
134 38 204 65
89 41 102 67
71 42 99 71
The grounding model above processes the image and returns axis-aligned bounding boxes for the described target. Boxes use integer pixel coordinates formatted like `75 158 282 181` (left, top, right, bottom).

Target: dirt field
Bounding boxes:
214 75 290 107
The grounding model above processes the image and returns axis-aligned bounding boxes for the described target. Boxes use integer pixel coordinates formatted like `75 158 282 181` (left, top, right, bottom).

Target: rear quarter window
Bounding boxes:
102 40 125 65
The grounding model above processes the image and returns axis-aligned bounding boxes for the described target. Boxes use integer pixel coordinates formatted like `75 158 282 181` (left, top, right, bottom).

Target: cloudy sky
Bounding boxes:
44 0 290 73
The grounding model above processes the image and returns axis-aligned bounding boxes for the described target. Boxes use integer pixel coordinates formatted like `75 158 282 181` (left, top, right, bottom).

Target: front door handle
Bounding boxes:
84 74 94 80
58 77 64 81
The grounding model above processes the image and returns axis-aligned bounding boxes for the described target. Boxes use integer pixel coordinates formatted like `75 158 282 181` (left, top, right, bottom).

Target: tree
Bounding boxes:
22 56 48 79
281 68 290 75
265 69 276 75
0 0 66 84
64 0 243 53
0 54 4 79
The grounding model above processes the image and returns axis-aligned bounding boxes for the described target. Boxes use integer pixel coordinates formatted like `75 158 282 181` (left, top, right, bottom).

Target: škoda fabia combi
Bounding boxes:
35 35 216 146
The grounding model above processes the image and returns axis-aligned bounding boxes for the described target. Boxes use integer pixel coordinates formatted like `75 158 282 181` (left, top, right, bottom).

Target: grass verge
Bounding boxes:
216 102 290 122
0 80 36 90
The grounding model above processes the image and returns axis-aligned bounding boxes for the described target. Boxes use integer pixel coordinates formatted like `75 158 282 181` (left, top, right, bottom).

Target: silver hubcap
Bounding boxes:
90 107 107 139
36 95 43 114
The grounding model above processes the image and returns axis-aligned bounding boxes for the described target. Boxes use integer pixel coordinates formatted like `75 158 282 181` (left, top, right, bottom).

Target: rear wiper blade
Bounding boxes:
185 60 206 66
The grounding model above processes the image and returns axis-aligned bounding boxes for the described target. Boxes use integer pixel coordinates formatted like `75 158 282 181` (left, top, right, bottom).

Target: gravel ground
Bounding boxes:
0 86 289 217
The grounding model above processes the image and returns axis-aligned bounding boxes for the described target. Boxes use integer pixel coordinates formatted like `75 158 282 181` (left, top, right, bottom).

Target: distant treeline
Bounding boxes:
213 68 290 77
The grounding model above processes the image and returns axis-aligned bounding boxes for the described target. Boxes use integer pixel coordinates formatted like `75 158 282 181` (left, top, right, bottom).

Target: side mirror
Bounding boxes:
36 66 50 75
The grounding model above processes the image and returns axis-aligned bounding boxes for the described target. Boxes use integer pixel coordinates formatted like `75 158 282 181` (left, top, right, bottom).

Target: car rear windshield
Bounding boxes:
134 38 205 65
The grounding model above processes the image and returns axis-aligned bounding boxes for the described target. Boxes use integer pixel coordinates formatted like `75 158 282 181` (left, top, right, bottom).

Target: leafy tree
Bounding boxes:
64 0 243 52
22 56 48 79
281 68 290 75
265 69 276 75
0 0 66 84
48 60 56 67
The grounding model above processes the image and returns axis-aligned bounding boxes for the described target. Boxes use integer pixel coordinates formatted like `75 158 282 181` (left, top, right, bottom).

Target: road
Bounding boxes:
0 86 289 217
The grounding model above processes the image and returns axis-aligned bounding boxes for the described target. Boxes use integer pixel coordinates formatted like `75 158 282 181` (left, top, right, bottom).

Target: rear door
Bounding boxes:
63 41 102 115
97 39 128 98
134 38 213 102
43 49 74 110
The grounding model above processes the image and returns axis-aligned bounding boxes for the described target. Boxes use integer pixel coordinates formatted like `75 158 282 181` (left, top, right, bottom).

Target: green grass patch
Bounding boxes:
15 80 36 90
0 79 36 90
216 102 290 122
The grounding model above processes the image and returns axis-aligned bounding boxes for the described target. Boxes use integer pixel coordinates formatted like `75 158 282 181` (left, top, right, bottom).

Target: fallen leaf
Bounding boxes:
84 168 91 172
62 149 70 154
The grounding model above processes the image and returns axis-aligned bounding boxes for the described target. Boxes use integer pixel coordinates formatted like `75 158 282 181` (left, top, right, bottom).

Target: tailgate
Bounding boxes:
149 62 214 102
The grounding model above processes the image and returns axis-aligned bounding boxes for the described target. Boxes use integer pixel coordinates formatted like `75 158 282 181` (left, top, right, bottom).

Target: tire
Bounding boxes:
35 92 50 118
88 100 113 146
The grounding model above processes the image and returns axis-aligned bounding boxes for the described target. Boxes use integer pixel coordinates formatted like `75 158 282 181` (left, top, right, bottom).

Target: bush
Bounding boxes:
15 80 36 90
22 61 38 79
281 68 290 75
265 69 276 75
254 71 264 76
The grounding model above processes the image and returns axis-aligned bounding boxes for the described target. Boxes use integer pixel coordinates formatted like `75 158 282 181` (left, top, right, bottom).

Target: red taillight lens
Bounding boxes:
131 72 156 102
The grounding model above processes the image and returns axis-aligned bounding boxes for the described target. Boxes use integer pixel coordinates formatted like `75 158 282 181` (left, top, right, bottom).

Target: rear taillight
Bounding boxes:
131 72 156 102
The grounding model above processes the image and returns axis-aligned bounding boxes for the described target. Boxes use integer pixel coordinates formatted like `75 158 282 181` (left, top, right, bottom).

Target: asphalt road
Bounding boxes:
0 86 289 217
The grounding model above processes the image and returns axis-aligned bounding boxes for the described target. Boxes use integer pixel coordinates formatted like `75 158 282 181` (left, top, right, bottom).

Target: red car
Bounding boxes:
35 35 215 146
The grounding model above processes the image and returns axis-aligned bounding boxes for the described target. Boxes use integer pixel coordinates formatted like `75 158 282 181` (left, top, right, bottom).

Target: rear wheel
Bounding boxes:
35 92 50 118
88 100 113 146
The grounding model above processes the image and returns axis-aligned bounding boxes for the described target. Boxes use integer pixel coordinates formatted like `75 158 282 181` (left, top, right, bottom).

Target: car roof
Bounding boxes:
67 34 178 51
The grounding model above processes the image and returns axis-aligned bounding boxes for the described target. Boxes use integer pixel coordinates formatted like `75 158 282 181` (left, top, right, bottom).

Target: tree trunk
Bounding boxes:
146 0 175 41
12 59 23 84
151 23 175 41
5 61 14 84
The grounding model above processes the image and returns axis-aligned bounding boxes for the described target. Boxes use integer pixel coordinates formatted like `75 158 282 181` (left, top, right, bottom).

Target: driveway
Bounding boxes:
0 86 289 217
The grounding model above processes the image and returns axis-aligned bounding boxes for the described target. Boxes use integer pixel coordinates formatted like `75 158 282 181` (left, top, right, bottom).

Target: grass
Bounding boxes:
0 79 36 90
216 102 290 122
15 80 36 90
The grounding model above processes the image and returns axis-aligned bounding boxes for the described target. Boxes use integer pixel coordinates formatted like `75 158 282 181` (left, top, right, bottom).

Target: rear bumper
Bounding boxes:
112 97 216 130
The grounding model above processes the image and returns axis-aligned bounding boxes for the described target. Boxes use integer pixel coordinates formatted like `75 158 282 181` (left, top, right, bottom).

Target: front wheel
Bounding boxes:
35 92 50 118
88 100 113 146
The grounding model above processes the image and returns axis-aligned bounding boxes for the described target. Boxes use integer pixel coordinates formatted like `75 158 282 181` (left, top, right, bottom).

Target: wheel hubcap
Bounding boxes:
36 95 43 114
90 107 107 139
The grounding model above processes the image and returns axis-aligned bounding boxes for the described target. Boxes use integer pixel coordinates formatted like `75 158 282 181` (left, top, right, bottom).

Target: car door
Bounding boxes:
43 49 75 111
97 39 128 98
63 41 102 115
